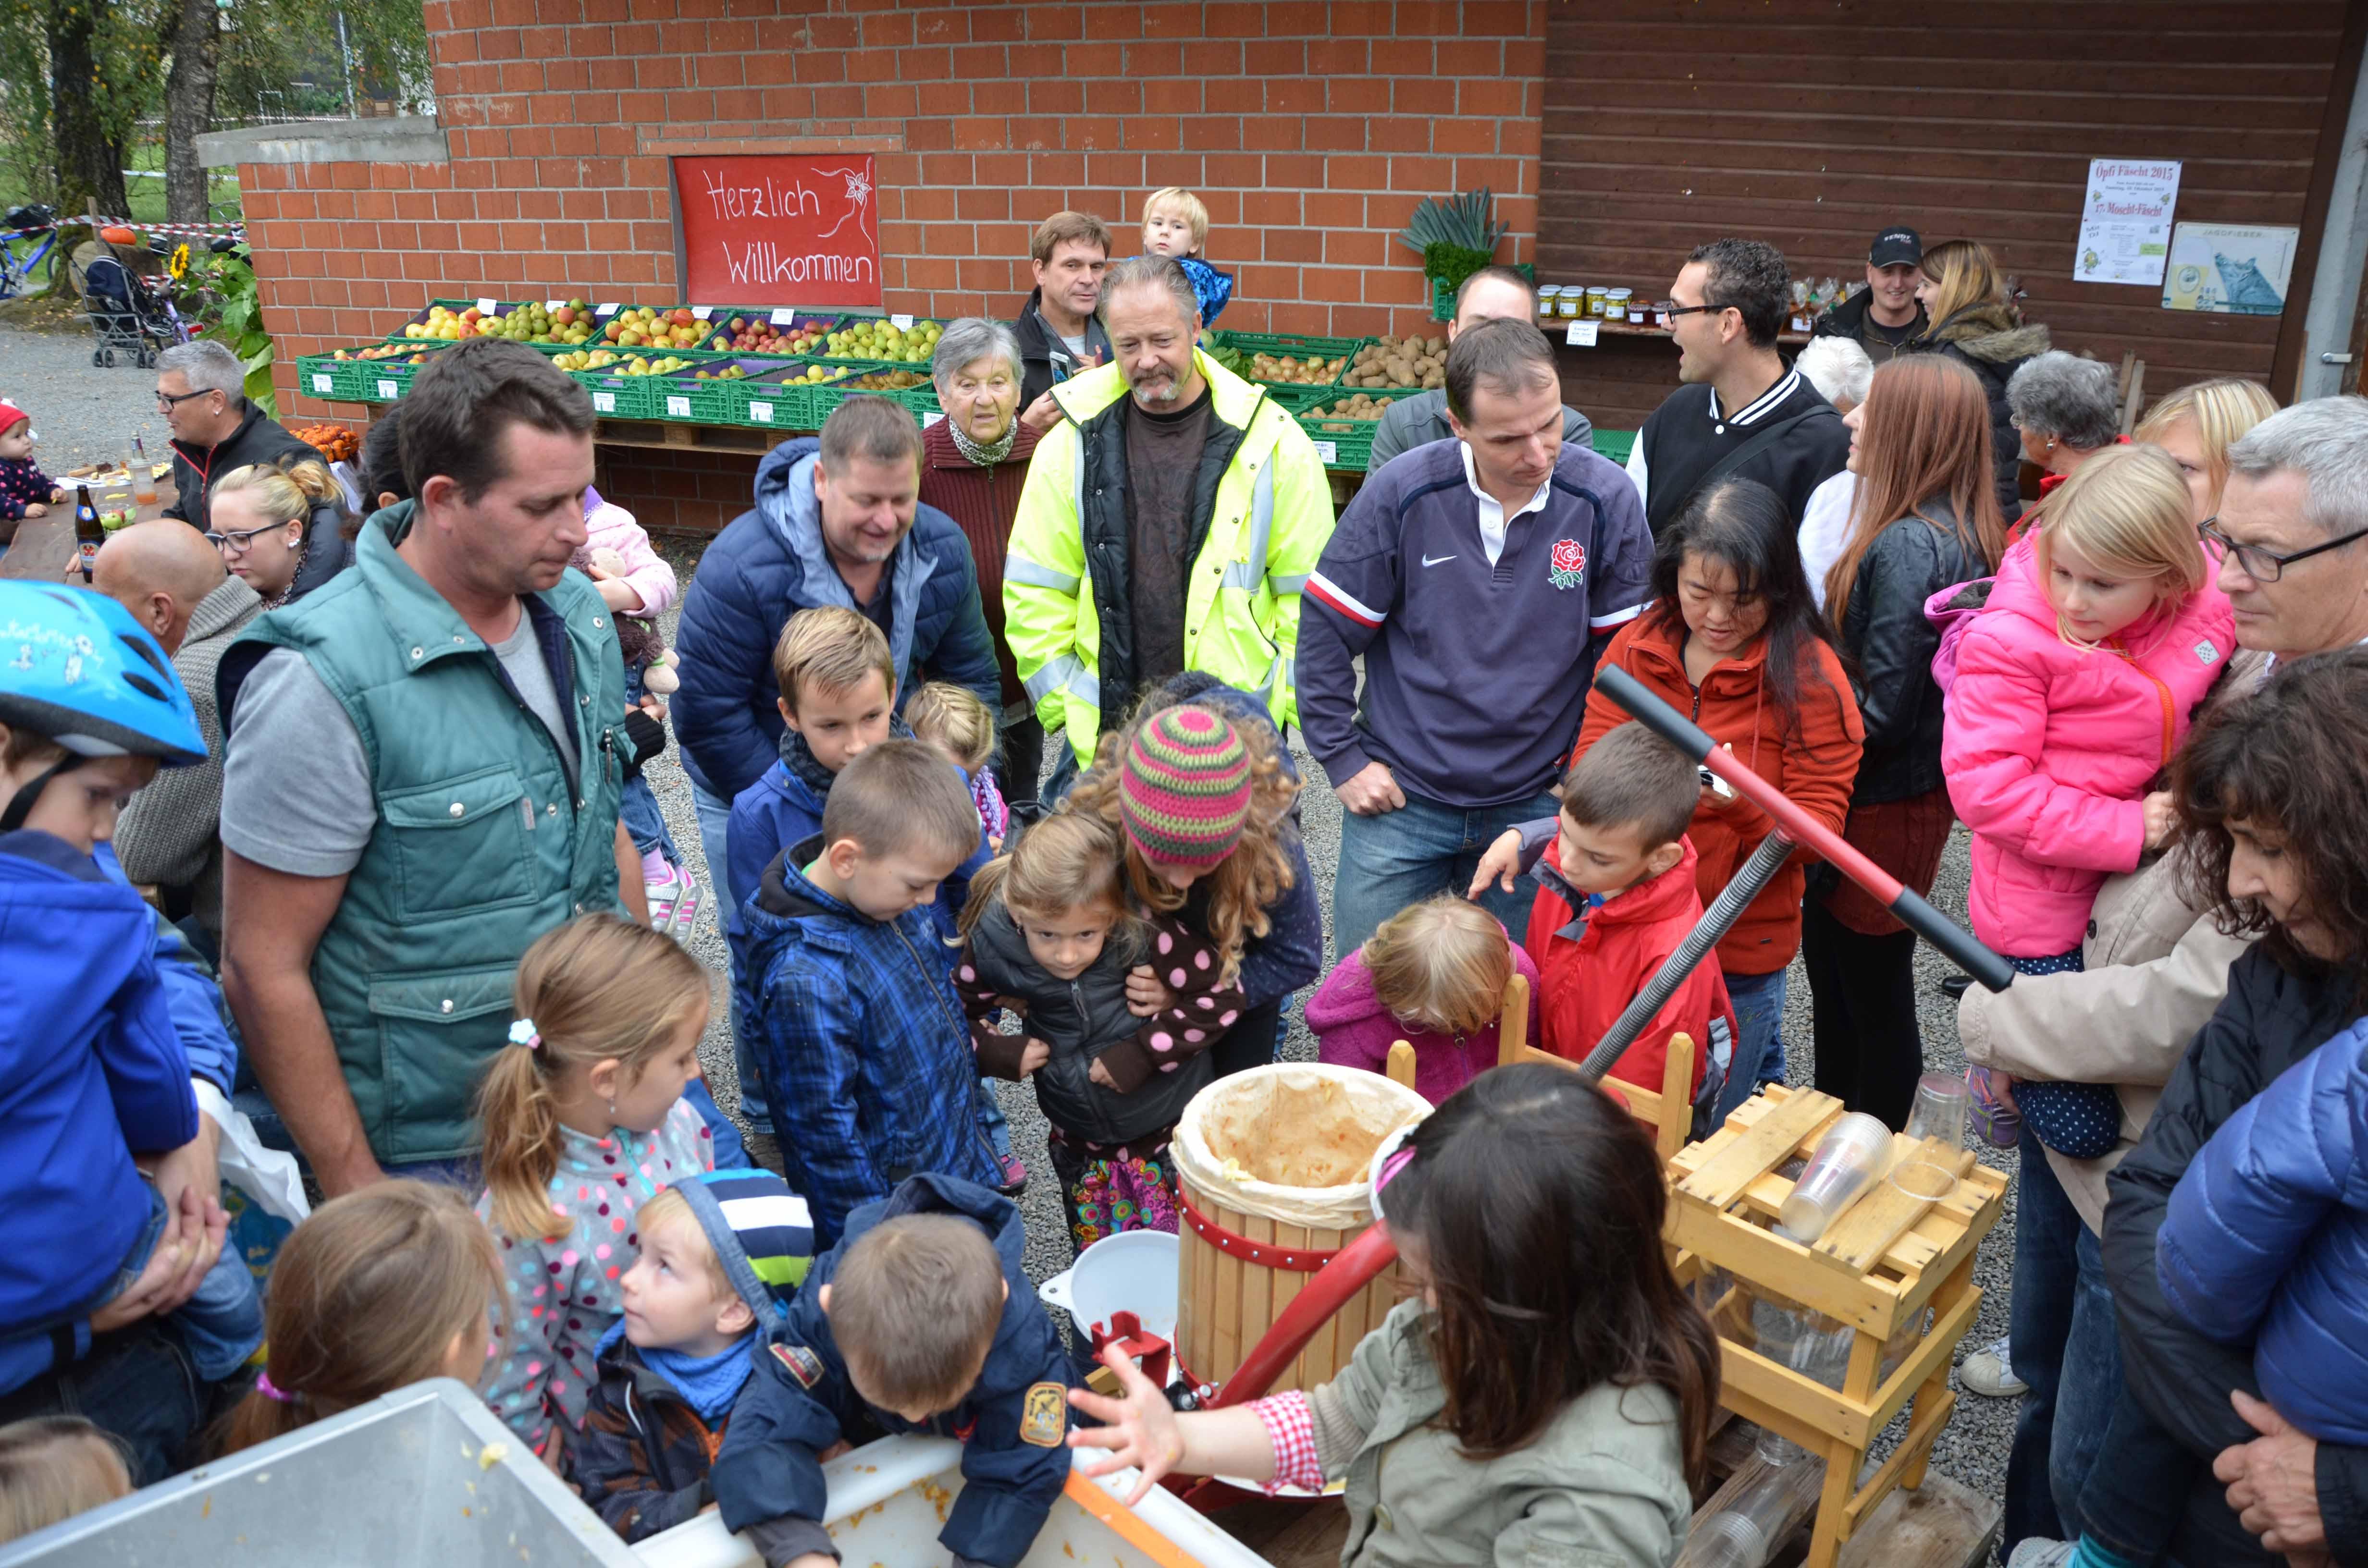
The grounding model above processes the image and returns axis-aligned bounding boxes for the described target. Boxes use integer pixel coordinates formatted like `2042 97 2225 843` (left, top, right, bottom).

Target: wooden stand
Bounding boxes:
1665 1086 2007 1568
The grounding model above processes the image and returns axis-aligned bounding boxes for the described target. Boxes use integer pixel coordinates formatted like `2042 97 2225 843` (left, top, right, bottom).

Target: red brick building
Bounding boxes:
218 0 2368 532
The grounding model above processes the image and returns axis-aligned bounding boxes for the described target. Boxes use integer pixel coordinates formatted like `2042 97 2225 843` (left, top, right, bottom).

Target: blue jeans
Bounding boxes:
117 1190 263 1382
0 1319 204 1484
2006 1121 2088 1551
693 777 771 1134
1332 786 1559 960
1711 966 1790 1122
620 665 681 865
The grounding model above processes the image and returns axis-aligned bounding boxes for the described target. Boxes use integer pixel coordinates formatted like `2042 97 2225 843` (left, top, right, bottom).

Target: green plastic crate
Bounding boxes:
1591 428 1637 467
696 311 847 355
322 343 450 403
574 371 654 420
1427 263 1534 322
295 351 377 403
1205 331 1366 389
648 352 798 426
807 362 941 422
809 317 947 364
1272 385 1427 473
386 297 609 347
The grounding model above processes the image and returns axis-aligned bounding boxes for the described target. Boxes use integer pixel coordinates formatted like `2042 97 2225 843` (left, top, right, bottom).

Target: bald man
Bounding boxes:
103 520 264 950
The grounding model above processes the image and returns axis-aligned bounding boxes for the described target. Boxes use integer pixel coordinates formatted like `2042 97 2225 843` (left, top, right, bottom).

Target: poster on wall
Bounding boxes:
672 153 882 309
2073 159 2181 286
2162 223 2300 315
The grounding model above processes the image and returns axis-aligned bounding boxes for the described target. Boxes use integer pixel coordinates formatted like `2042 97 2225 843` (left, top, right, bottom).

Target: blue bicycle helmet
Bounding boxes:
0 582 205 831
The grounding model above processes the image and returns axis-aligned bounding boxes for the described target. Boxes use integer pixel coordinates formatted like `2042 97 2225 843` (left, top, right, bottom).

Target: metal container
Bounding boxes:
0 1379 641 1568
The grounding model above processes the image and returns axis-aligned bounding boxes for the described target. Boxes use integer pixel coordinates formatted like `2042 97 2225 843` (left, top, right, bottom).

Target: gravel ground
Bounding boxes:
638 530 2021 1525
0 316 180 473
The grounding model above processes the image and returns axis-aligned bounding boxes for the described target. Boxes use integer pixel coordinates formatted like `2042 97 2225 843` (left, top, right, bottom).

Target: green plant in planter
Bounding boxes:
198 250 278 417
1397 189 1509 295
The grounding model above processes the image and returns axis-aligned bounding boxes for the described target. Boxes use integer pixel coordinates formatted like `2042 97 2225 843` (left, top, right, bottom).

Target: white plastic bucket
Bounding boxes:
1036 1228 1179 1343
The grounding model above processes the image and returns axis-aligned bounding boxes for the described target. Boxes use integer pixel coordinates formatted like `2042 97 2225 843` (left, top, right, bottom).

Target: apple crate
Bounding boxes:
696 309 847 356
809 317 946 365
1207 330 1368 389
717 360 847 433
328 344 452 404
1665 1084 2007 1568
589 302 723 353
385 296 614 345
645 355 790 427
806 362 941 423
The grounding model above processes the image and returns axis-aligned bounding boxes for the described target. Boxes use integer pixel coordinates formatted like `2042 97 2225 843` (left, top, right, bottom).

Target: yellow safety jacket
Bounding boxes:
1001 350 1335 762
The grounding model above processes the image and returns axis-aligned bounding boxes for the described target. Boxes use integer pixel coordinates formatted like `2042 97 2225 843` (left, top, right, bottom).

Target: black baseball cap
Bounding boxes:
1869 227 1922 269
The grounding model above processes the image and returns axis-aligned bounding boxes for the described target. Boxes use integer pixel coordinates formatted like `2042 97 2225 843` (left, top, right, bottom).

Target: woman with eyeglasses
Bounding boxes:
919 319 1047 804
2132 377 2280 527
206 457 354 611
1909 239 2049 527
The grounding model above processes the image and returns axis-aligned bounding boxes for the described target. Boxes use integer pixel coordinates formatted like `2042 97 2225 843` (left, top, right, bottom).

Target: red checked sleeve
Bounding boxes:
1248 1392 1324 1494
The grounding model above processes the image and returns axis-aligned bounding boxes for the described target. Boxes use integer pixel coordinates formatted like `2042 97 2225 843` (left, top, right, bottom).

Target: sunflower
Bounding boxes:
169 242 190 281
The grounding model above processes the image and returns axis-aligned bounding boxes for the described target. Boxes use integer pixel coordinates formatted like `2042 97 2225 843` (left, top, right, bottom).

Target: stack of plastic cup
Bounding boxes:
1775 1112 1895 1244
1890 1073 1971 1200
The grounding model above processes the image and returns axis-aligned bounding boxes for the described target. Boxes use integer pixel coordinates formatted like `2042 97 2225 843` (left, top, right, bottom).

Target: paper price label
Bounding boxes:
922 410 945 429
1566 320 1600 347
749 401 775 424
1312 439 1339 465
770 307 796 326
311 373 333 393
376 379 398 399
545 299 564 311
889 313 915 331
597 302 619 315
691 305 712 319
593 391 616 414
666 395 693 419
475 297 498 315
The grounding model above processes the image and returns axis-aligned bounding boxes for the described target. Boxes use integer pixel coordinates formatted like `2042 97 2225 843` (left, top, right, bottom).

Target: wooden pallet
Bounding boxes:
1666 1086 2008 1568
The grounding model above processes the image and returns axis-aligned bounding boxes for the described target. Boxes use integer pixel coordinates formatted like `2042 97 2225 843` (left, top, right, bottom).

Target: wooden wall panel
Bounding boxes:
1540 0 2355 431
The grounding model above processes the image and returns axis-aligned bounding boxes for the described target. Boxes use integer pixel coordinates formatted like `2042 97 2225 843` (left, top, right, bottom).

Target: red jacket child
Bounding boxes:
1521 829 1734 1102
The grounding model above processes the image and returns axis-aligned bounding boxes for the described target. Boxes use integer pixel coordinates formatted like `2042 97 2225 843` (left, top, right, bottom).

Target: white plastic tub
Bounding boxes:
636 1435 1272 1568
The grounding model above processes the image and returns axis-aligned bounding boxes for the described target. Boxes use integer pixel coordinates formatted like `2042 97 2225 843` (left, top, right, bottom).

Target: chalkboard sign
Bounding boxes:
672 153 882 309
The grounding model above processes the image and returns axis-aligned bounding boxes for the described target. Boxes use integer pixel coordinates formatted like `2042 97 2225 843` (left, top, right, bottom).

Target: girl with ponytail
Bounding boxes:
474 914 715 1460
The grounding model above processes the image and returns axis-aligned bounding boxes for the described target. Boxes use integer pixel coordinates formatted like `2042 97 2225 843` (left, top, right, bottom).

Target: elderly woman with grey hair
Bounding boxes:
921 317 1047 801
2008 350 2126 534
1796 336 1875 605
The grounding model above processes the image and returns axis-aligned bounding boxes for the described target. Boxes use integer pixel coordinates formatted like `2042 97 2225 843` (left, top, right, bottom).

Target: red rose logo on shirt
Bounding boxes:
1548 538 1587 589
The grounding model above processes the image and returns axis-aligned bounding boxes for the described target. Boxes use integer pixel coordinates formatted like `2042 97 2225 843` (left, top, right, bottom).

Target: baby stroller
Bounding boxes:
81 243 180 368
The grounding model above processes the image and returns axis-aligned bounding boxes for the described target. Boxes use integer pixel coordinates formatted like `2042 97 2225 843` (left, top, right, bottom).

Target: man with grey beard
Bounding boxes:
1002 255 1334 788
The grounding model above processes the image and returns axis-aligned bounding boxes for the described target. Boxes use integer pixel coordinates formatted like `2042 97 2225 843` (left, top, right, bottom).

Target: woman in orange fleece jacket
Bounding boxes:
1566 480 1862 1121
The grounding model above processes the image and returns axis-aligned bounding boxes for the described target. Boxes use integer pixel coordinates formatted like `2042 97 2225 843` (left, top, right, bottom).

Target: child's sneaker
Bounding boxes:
1967 1066 2021 1148
663 868 703 942
645 863 695 939
996 1152 1028 1197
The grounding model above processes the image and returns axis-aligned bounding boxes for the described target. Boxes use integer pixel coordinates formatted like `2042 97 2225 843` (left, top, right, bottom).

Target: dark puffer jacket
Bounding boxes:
163 403 322 535
2158 1019 2368 1447
959 896 1237 1146
1908 306 2049 526
2102 944 2368 1565
672 437 1000 803
1830 497 1990 804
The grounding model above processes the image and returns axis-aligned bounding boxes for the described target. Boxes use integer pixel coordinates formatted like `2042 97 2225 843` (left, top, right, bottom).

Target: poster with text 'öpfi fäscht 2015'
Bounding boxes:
2075 159 2181 287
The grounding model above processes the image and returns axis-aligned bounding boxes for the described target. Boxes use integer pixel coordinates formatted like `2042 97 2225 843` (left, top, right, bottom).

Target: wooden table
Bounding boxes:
0 475 182 583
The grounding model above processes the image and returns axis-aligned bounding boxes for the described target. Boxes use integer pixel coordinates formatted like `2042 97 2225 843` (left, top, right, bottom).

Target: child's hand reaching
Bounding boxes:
1089 1057 1117 1090
1069 1346 1187 1504
1019 1037 1051 1076
2142 790 2179 850
1467 829 1524 899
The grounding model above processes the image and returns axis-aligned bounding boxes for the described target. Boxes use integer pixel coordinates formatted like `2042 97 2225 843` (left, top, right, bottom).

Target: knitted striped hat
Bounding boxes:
673 1168 815 1334
1118 705 1253 869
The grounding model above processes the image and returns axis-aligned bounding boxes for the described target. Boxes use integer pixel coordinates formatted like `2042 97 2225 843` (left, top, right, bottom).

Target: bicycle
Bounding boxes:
0 204 61 302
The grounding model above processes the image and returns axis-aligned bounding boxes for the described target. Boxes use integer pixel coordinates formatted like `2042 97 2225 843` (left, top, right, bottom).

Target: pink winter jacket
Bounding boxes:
1306 940 1539 1106
584 486 678 618
1942 536 2234 957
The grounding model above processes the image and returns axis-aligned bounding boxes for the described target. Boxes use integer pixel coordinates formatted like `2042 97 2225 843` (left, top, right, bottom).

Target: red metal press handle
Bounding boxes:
1592 665 2014 994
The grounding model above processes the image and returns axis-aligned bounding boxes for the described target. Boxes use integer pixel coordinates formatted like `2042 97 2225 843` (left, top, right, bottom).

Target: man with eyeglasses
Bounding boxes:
1627 238 1850 538
1960 394 2368 1568
155 340 318 536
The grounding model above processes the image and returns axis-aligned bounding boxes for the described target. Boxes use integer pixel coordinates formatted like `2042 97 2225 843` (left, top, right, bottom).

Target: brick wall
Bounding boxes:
243 0 1550 528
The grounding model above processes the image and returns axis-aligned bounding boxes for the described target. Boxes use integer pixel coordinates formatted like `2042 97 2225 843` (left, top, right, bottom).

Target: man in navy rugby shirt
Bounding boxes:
1299 319 1653 955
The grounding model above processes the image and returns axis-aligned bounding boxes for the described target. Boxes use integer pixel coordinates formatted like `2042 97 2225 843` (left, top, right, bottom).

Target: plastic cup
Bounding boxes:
1775 1112 1894 1243
1890 1073 1970 1200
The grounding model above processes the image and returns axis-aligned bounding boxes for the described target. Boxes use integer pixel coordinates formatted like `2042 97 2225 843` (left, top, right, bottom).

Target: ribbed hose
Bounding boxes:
1574 830 1796 1088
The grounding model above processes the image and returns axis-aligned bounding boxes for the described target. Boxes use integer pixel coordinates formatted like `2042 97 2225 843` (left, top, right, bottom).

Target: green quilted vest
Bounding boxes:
227 502 629 1162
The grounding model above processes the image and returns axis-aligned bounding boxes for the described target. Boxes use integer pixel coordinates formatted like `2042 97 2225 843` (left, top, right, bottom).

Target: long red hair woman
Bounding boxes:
1810 355 2005 1126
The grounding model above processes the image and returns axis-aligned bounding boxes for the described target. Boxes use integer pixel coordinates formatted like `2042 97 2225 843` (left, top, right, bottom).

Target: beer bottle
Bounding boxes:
74 484 102 582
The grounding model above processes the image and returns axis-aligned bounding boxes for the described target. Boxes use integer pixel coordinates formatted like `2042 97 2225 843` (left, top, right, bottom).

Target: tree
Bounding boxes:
159 0 216 224
48 0 131 221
